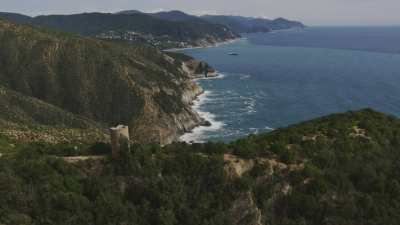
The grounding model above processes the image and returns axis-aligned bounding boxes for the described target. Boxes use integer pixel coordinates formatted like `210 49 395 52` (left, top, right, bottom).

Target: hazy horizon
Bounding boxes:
2 0 400 26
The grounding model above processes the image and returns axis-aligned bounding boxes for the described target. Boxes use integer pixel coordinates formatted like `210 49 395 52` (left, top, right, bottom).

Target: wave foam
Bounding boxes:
193 73 227 81
180 91 225 143
239 74 251 80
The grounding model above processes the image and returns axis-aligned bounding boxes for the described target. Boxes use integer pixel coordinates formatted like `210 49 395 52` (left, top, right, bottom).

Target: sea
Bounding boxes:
178 26 400 143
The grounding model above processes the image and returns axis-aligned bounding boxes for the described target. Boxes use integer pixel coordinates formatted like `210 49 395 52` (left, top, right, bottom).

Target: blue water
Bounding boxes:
179 27 400 143
247 27 400 54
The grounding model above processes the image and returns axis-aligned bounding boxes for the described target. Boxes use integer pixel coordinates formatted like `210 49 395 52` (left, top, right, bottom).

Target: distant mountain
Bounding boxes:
201 15 305 33
0 12 32 23
116 10 204 22
116 10 304 34
116 10 305 33
271 17 306 29
0 12 239 49
0 10 305 48
149 10 209 23
0 19 204 144
116 9 144 15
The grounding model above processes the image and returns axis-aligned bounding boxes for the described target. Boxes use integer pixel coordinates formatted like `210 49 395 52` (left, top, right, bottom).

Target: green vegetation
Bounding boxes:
0 135 18 154
229 108 400 225
0 109 400 225
0 144 237 225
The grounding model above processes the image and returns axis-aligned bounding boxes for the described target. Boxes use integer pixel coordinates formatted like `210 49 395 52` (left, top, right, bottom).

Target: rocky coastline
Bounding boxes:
161 39 236 144
174 63 219 143
130 55 217 146
167 71 215 144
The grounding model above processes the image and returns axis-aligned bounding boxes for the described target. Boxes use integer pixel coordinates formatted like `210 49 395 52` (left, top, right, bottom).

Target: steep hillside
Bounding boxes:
0 12 239 49
201 15 305 33
0 19 203 144
0 109 399 225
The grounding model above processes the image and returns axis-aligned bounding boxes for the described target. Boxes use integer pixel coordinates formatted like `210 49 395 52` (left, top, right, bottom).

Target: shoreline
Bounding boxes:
174 37 244 143
179 71 228 143
176 38 241 143
165 37 245 52
180 89 225 143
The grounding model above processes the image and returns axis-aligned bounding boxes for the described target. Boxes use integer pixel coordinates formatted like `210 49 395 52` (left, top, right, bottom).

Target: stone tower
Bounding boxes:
110 125 130 159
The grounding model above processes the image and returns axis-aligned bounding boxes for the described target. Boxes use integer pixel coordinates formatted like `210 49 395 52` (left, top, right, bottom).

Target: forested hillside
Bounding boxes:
0 109 399 225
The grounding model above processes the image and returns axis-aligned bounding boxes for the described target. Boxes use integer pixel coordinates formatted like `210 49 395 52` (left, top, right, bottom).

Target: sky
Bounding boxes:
2 0 400 26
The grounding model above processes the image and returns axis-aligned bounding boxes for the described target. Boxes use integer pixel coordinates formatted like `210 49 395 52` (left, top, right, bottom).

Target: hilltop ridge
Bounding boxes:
0 10 305 49
201 15 305 33
116 10 305 34
0 11 239 49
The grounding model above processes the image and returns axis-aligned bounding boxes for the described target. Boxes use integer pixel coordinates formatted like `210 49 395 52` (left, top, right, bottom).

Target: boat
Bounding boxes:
228 52 239 56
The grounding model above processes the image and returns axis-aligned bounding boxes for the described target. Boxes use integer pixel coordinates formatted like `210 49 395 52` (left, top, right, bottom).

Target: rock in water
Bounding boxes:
200 120 212 127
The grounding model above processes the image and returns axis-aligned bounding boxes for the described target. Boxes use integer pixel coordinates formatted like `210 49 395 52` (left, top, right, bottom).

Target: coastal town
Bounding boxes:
96 30 196 49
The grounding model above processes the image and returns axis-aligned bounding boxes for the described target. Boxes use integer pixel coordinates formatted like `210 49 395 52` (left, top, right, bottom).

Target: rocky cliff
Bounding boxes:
166 52 218 78
130 79 204 145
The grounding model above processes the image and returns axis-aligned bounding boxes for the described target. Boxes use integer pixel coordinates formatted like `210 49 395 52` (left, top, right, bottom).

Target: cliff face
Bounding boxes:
230 192 263 225
0 19 202 145
166 52 218 78
223 153 300 225
130 80 204 145
182 60 218 78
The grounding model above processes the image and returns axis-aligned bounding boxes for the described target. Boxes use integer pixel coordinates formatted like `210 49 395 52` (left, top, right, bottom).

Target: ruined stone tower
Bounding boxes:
110 125 130 159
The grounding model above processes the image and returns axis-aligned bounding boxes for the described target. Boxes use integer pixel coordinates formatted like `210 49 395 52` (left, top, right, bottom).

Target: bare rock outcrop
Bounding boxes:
230 192 263 225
